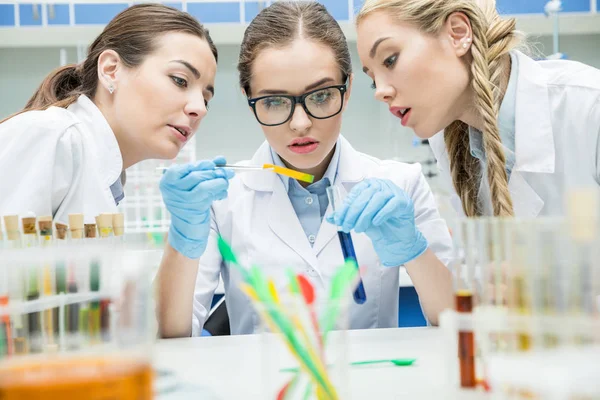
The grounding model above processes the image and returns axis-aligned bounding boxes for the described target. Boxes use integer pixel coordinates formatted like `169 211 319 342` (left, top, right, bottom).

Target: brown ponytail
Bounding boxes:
2 3 217 123
24 64 83 110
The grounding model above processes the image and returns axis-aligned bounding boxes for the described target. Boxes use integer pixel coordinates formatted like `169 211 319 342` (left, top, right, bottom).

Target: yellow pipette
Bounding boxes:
156 163 315 183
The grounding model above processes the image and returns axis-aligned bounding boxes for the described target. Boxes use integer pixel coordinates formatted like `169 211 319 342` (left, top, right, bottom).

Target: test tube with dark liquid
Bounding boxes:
454 219 476 388
326 186 367 305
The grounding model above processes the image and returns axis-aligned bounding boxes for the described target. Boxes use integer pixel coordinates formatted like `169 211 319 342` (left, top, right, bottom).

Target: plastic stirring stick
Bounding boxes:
220 240 334 398
295 274 322 348
218 238 337 399
280 358 417 373
240 283 335 399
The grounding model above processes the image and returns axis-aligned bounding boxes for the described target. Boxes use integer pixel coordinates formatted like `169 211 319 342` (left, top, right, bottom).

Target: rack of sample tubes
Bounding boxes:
440 194 600 399
0 213 156 399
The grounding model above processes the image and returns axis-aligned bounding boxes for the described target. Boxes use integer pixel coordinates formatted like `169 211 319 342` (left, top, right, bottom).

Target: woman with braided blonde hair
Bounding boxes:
356 0 600 217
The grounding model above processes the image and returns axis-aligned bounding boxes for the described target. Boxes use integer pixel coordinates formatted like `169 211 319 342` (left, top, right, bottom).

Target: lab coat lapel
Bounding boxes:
313 138 366 255
267 177 319 269
513 51 555 174
242 141 319 269
508 51 554 217
508 171 544 217
312 195 339 256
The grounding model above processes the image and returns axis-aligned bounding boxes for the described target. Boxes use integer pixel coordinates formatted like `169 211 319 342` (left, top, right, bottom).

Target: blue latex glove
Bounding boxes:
327 178 428 267
160 156 234 259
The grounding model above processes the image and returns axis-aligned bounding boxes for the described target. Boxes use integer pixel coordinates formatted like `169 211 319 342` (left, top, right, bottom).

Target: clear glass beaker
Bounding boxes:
0 243 156 400
254 273 350 400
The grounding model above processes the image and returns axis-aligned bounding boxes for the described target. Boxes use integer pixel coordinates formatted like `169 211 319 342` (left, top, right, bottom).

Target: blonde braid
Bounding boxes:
444 120 481 216
470 12 515 216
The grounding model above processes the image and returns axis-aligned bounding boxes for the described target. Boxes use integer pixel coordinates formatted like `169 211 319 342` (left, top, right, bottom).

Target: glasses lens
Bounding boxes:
305 87 342 118
255 96 292 125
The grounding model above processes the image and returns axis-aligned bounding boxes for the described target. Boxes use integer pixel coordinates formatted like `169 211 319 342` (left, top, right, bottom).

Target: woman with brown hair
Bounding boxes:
0 4 231 229
157 1 454 338
356 0 600 218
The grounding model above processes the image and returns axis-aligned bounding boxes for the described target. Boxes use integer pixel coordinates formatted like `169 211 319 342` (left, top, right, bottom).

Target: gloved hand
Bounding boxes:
327 178 428 267
160 156 234 259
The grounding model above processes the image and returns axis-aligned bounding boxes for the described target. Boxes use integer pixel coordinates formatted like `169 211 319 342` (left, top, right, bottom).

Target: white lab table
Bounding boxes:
154 327 487 399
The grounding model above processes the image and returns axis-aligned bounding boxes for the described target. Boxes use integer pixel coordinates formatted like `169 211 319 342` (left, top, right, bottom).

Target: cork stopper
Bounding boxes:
22 217 37 235
38 216 53 238
567 189 598 241
84 223 97 239
55 222 68 240
3 215 20 241
112 213 124 237
68 214 84 239
97 213 113 238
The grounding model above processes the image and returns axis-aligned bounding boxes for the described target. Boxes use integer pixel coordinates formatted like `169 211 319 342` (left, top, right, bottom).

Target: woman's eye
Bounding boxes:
309 90 332 104
370 81 377 90
383 54 398 69
171 76 188 88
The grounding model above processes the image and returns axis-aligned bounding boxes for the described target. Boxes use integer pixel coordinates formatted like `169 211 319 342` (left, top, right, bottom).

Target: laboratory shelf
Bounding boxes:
0 2 599 47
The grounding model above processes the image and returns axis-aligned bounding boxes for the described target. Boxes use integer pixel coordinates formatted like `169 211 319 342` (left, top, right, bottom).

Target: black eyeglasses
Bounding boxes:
248 84 347 127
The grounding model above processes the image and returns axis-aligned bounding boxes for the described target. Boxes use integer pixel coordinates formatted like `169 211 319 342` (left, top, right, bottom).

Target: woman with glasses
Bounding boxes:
156 1 454 338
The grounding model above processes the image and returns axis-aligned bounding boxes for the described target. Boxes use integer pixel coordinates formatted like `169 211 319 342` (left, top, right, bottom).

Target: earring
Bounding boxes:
462 42 468 49
108 85 114 94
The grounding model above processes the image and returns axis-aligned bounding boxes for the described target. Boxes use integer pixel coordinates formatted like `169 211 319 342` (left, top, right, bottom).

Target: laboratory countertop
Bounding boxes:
154 327 487 399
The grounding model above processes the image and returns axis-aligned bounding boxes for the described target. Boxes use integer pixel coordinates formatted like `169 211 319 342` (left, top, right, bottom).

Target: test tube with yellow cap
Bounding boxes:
3 216 25 354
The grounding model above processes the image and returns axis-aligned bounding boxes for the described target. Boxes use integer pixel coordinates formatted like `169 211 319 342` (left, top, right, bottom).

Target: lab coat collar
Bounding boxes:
240 135 366 192
269 138 341 192
512 50 555 174
241 135 366 272
67 95 123 188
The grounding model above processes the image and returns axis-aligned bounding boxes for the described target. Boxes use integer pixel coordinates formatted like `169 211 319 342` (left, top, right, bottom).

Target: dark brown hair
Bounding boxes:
238 1 352 97
5 4 217 121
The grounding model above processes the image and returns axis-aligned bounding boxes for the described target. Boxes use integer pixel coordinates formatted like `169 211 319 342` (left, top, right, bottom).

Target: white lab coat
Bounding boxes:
192 137 453 335
0 95 122 224
429 51 600 217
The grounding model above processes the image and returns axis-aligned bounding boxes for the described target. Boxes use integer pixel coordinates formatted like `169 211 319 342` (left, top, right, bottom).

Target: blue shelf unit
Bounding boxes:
1 0 593 27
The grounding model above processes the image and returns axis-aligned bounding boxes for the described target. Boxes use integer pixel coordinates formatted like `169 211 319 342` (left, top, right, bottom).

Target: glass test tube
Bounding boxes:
455 219 476 388
67 214 84 350
533 219 563 349
38 216 58 351
509 220 533 352
0 219 10 357
54 221 68 350
97 214 113 342
84 222 99 344
326 185 367 305
22 216 42 353
3 215 26 354
567 190 598 345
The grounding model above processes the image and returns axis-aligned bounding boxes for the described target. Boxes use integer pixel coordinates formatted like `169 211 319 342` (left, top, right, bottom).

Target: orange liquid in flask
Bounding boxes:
0 356 153 400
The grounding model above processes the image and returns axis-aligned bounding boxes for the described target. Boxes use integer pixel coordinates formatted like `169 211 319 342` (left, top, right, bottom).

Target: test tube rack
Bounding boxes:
440 309 600 399
443 213 600 399
117 135 197 236
0 243 155 359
